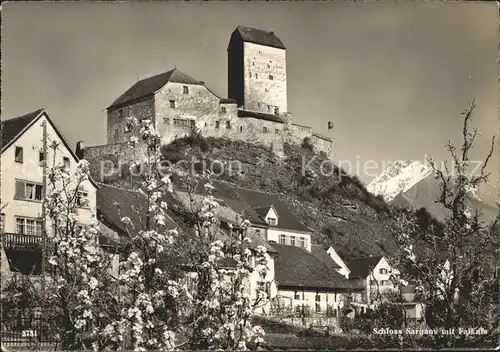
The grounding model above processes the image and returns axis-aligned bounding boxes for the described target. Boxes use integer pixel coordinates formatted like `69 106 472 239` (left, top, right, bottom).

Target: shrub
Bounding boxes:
301 137 314 152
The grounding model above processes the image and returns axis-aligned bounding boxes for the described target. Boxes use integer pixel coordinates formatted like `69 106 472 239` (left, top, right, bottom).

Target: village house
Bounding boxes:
347 256 400 310
97 182 279 313
81 26 333 180
0 109 102 275
271 243 361 316
229 184 313 252
170 186 279 314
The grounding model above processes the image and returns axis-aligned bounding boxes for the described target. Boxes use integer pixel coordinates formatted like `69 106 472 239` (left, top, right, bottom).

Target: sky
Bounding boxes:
2 2 498 186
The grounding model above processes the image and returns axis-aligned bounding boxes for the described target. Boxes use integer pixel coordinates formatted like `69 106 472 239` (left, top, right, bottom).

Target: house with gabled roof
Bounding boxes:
271 243 362 316
347 255 400 308
1 109 100 274
229 184 314 252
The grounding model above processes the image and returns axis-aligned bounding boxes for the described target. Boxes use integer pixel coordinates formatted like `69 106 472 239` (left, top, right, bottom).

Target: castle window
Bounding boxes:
267 63 270 68
169 100 176 108
114 129 119 140
255 73 258 79
239 126 243 133
275 129 280 134
173 118 191 127
215 121 220 129
263 127 268 133
221 107 227 114
274 107 279 115
252 62 255 66
225 121 231 129
269 75 274 80
163 118 170 125
267 105 270 111
183 86 189 94
257 102 261 108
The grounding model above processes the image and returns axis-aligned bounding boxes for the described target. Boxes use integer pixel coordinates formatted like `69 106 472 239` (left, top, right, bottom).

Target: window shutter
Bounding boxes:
15 181 25 199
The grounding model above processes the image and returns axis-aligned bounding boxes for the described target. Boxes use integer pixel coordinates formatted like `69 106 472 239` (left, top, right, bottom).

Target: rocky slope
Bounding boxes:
160 136 397 258
100 135 398 258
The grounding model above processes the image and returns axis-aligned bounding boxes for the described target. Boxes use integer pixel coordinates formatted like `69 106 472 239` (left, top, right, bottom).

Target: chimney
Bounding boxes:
76 141 85 159
270 31 274 36
199 81 205 85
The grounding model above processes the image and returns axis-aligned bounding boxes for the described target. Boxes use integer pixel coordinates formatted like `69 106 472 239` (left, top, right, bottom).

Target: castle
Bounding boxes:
81 26 333 168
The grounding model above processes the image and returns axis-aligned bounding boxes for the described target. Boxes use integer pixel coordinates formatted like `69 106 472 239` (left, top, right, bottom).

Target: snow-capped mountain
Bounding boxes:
367 160 499 222
367 160 433 202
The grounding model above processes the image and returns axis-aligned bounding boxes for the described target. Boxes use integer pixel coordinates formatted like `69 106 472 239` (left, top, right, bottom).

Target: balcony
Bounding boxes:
2 233 42 251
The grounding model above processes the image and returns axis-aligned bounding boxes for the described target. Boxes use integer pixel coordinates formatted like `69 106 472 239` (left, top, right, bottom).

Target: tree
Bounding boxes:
387 101 500 347
1 118 271 351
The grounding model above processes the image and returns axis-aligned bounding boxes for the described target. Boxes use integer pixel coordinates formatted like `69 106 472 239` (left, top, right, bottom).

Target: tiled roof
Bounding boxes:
231 186 311 233
96 184 178 237
311 245 341 269
190 180 269 227
172 189 276 253
237 109 285 123
234 26 286 50
1 109 44 152
347 256 383 279
271 243 359 290
109 68 203 109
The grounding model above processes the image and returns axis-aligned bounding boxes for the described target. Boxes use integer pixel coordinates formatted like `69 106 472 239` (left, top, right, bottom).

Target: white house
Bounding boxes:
229 184 313 252
347 256 400 308
1 109 100 274
271 243 361 315
170 188 279 314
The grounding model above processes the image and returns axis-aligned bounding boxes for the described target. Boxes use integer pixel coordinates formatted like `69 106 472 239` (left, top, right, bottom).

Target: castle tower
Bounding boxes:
227 26 288 115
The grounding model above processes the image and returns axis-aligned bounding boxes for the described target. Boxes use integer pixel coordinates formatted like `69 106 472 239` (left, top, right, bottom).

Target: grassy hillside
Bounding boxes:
156 135 396 258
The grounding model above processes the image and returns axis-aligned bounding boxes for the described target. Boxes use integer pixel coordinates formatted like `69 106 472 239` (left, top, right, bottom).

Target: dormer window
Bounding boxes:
183 86 189 94
221 107 227 114
268 217 277 226
119 109 124 118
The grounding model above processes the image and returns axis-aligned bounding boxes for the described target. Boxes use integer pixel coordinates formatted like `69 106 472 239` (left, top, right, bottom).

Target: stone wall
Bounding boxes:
83 142 148 182
243 42 287 114
155 81 221 145
311 133 333 158
107 98 155 144
203 115 285 156
286 123 312 146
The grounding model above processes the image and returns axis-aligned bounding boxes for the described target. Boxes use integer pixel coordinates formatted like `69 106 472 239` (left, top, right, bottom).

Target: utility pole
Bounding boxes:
40 120 47 342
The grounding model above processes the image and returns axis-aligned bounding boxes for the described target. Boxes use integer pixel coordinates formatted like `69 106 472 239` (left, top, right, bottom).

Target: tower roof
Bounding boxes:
108 68 203 110
233 26 286 50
